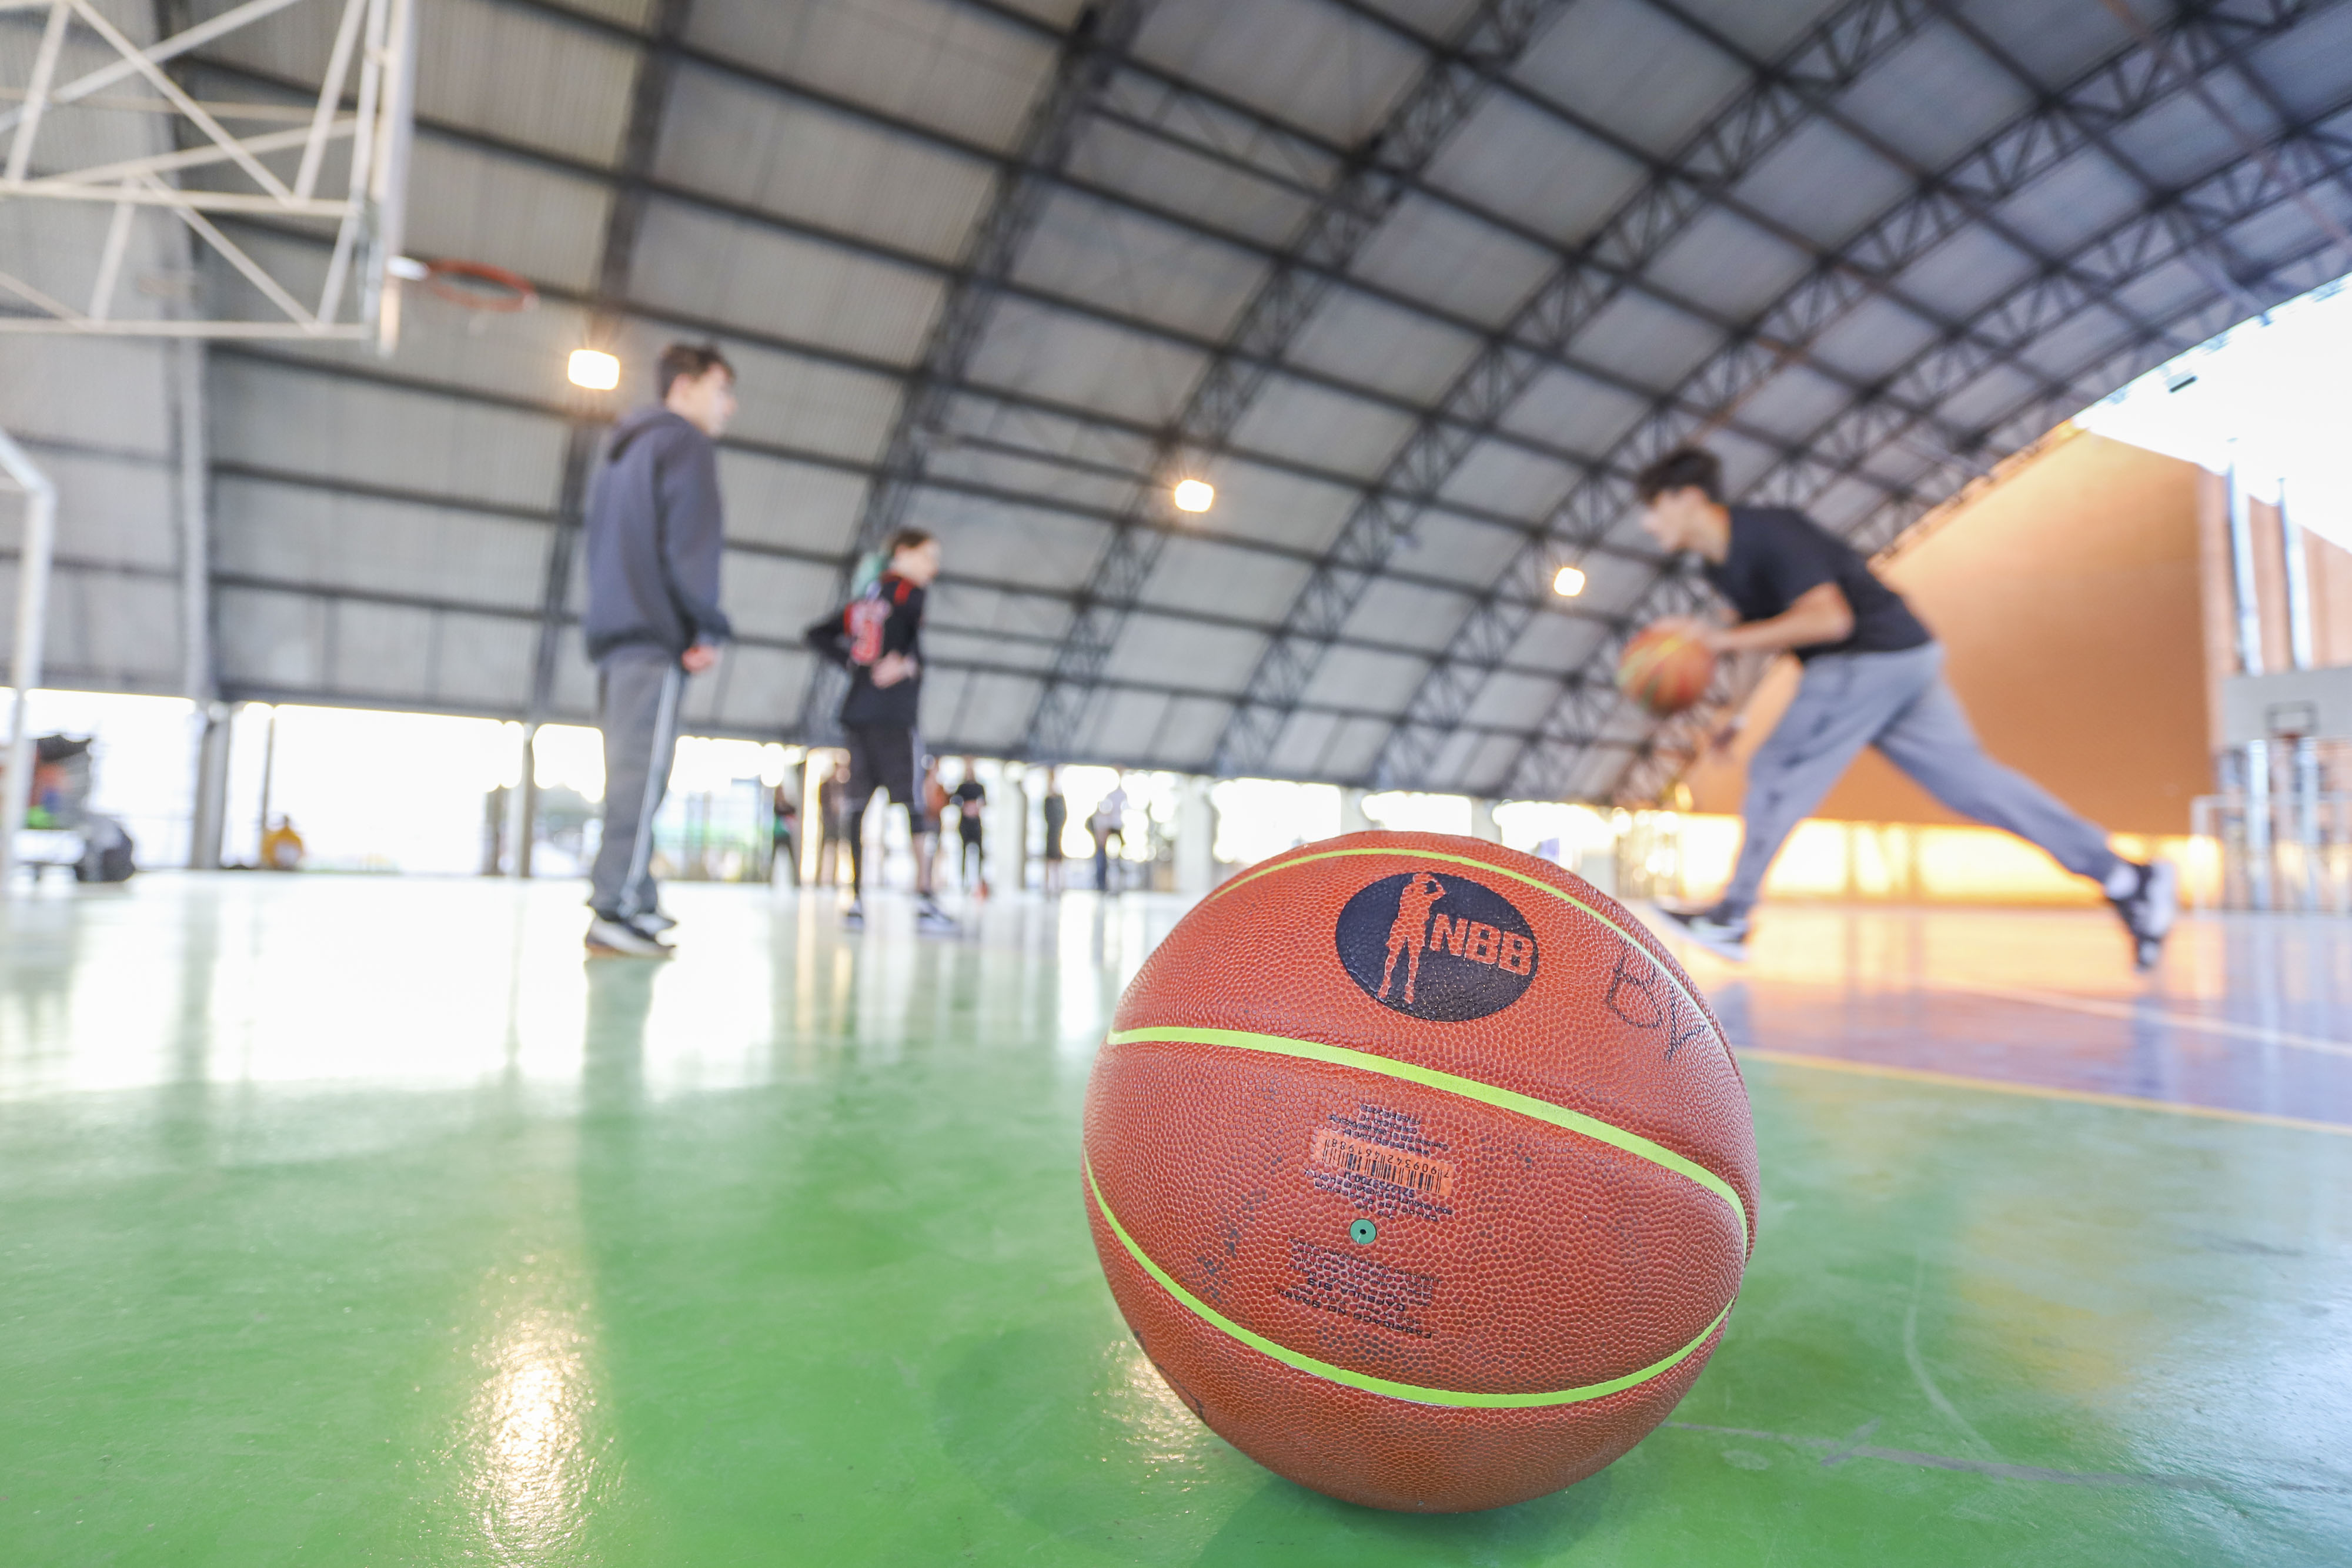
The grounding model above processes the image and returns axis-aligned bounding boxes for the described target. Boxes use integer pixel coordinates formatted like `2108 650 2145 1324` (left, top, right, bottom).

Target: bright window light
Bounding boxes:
1553 564 1586 597
1171 478 1215 513
568 349 621 390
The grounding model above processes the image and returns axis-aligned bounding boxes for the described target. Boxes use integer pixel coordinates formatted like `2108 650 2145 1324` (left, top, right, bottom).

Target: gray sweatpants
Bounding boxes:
590 646 683 921
1722 642 2122 914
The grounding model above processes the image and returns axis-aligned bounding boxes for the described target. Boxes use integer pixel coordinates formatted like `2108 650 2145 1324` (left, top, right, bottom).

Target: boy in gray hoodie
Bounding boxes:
580 343 736 956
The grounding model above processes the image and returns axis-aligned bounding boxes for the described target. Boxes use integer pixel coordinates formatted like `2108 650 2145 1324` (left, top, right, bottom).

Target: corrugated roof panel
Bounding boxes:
1133 0 1425 147
410 0 640 166
1302 643 1424 713
1083 686 1174 764
432 611 537 713
1639 207 1815 323
1666 0 1848 62
925 626 1057 674
927 580 1073 644
1147 695 1234 769
2108 81 2269 192
716 451 871 559
1994 153 2144 260
1963 0 2130 90
711 644 815 732
708 339 906 466
1500 365 1649 457
688 0 1058 152
1511 0 1744 158
211 358 566 511
1338 576 1468 654
1282 289 1482 407
1422 93 1646 251
1806 293 1946 385
322 600 437 700
924 443 1140 517
2247 4 2352 118
1063 118 1317 251
1556 550 1655 617
1887 227 2037 322
1348 192 1559 330
212 477 547 612
1225 374 1415 481
2010 308 2134 390
1505 607 1606 678
1554 739 1632 802
1392 510 1531 591
1458 731 1523 796
941 671 1049 751
38 565 179 691
1569 290 1723 394
1833 24 2032 171
656 65 997 263
1727 363 1857 446
1138 536 1311 624
0 337 173 454
1316 715 1391 782
967 299 1208 425
942 389 1159 479
1730 119 1912 251
396 139 613 292
1436 440 1578 520
2105 258 2215 336
1013 190 1271 341
1264 707 1341 778
1104 612 1263 693
898 489 1107 594
1190 458 1358 557
719 551 837 642
1923 359 2043 434
24 449 176 571
629 201 947 366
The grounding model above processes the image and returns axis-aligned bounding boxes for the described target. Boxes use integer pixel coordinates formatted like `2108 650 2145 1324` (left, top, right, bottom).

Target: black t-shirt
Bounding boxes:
805 573 926 727
951 779 984 831
1704 507 1931 661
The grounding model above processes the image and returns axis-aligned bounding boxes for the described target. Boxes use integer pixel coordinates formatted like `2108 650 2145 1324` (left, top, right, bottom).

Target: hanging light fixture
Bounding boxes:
1552 564 1586 597
1171 479 1215 513
568 349 620 390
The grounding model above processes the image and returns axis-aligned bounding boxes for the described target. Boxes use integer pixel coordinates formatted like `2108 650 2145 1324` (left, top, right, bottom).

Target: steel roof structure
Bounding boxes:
8 0 2352 801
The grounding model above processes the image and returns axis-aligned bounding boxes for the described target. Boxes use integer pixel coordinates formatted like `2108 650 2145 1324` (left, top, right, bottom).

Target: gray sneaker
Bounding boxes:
840 902 866 931
586 914 671 958
1660 905 1750 964
635 908 677 935
2110 859 2178 972
915 900 958 935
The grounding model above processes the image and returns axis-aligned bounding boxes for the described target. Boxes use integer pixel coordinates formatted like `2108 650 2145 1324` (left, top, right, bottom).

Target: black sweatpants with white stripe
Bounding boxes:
590 646 683 922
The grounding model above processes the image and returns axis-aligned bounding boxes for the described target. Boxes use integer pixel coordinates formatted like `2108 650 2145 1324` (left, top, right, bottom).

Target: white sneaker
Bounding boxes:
1659 905 1750 964
635 909 677 934
840 902 866 931
2110 860 2177 972
586 915 671 958
916 900 958 934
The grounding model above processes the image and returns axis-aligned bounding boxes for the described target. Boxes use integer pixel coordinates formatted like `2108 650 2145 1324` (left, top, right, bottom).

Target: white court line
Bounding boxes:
1936 981 2352 1062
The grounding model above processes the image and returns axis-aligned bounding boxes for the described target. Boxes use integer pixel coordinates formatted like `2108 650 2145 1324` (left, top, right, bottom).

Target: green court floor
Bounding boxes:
2 876 2347 1564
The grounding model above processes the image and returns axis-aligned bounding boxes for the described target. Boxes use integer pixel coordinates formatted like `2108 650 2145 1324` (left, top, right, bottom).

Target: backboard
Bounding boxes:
0 0 415 351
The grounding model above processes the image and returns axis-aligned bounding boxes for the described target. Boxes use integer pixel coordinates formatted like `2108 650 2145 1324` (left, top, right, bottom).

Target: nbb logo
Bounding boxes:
1335 870 1539 1022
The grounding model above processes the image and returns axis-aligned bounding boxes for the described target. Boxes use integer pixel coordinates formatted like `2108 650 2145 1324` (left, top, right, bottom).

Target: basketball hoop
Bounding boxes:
413 258 538 313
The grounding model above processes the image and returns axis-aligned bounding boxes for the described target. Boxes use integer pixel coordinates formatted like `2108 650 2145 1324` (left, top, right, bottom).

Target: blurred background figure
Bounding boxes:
951 758 987 895
770 777 800 887
1040 769 1068 895
260 815 305 871
813 758 845 887
1089 773 1128 894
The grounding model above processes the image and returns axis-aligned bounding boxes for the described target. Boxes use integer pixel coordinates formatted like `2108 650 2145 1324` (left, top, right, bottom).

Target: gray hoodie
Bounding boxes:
581 407 733 662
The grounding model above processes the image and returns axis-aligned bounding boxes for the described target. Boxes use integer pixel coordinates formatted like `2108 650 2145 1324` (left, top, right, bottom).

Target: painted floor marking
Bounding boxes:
1664 1422 2351 1495
1939 980 2352 1061
1736 1047 2352 1137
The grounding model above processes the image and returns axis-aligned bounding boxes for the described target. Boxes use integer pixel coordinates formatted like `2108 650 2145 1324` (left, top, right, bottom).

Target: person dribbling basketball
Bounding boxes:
1633 446 2176 969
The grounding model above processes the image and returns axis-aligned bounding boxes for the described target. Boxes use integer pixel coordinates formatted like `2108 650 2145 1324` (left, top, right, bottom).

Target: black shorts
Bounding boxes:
957 819 983 846
841 727 934 833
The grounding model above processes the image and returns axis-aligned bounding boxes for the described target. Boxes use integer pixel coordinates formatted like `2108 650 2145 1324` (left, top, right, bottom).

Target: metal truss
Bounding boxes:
797 0 1157 745
523 0 694 732
1372 0 2324 795
1518 96 2352 804
0 0 413 343
1208 0 1940 781
1015 0 1573 762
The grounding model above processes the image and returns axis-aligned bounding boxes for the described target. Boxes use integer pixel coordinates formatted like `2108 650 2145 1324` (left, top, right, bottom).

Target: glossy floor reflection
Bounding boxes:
2 874 2347 1566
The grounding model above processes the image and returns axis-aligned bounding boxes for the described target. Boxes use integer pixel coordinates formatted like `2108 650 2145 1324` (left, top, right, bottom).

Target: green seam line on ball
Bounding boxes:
1203 845 1716 1057
1106 1025 1748 1254
1084 1156 1735 1410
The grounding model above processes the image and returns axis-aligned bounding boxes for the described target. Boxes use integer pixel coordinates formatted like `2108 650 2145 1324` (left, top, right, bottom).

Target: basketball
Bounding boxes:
1616 624 1716 716
1081 831 1758 1512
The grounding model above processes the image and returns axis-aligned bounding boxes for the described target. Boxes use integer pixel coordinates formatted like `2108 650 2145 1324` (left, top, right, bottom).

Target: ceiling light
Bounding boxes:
568 349 620 390
1172 479 1214 513
1553 564 1586 597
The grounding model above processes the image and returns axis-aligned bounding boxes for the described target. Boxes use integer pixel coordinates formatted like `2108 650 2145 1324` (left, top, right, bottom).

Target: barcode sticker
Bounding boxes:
1310 1128 1455 1199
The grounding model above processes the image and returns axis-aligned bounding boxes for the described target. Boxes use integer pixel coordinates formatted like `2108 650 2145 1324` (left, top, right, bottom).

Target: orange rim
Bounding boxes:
419 258 537 313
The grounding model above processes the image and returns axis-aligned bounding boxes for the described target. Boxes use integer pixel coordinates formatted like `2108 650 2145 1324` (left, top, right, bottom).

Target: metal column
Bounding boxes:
2224 456 2271 908
0 427 58 900
2279 480 2323 911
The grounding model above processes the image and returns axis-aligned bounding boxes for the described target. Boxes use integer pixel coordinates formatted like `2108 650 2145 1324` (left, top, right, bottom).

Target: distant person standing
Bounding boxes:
770 780 800 885
1040 769 1068 895
580 342 735 958
814 758 845 885
1632 444 2176 969
950 758 987 893
805 529 954 933
1089 774 1128 894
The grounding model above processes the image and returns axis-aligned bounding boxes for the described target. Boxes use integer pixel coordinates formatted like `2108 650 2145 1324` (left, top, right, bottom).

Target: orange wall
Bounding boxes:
1686 432 2213 835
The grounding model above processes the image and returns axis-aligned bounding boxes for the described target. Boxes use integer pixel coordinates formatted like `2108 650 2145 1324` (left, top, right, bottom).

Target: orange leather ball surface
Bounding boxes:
1081 831 1757 1512
1616 624 1718 717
